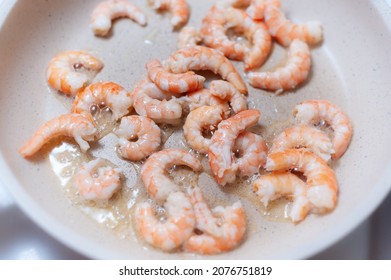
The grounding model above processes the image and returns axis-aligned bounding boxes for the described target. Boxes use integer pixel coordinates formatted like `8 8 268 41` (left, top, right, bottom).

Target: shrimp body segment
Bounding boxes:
293 100 353 159
248 39 311 93
91 0 147 36
46 51 103 96
19 114 97 158
209 109 261 185
141 148 202 204
115 116 161 161
177 26 203 49
135 191 195 251
264 0 323 46
183 105 224 154
163 46 247 94
270 125 334 162
148 0 190 28
75 158 122 202
209 80 247 114
72 82 133 121
146 59 205 94
265 149 338 213
253 172 310 222
184 187 246 255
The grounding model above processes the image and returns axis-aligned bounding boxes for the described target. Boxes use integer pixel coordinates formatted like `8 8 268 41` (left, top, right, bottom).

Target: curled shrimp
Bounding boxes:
177 26 202 49
132 79 183 125
184 186 246 255
91 0 147 36
209 80 247 114
115 116 161 161
135 191 195 251
141 148 202 204
247 39 311 93
183 106 225 154
148 0 190 28
46 51 103 96
253 171 310 223
234 131 268 177
264 0 323 46
75 158 122 202
293 100 353 159
163 46 247 94
72 82 133 121
146 59 205 94
270 125 334 162
265 149 338 213
19 114 97 158
208 109 261 185
201 6 272 70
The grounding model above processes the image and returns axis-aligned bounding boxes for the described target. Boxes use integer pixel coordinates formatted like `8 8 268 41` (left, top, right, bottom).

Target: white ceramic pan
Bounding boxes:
1 0 391 259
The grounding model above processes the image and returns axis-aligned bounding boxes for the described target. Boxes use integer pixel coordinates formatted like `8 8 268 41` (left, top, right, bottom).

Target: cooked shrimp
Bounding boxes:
72 82 133 121
270 125 334 162
215 0 251 9
91 0 147 36
209 109 261 185
201 6 272 70
177 26 202 49
163 46 247 94
209 80 247 114
264 0 323 46
19 114 97 158
293 100 353 159
253 172 310 222
148 0 189 28
115 116 161 161
135 191 195 251
247 0 270 20
265 149 338 213
75 158 122 202
234 131 268 177
183 106 225 154
184 186 246 255
247 39 311 93
46 51 103 96
146 59 205 94
141 148 202 203
132 79 183 125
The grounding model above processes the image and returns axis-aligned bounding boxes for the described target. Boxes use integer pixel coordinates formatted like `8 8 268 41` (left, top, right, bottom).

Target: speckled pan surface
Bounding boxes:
1 0 391 259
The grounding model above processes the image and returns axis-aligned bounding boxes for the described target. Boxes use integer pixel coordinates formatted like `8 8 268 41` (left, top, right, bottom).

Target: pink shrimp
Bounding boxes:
19 114 97 157
177 26 203 49
209 80 247 114
91 0 147 36
148 0 189 28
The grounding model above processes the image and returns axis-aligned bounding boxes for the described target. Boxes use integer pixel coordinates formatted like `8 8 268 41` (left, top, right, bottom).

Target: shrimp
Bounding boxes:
141 148 202 204
177 26 202 49
132 79 183 125
163 46 247 94
208 109 261 185
234 131 268 177
91 0 147 36
148 0 189 28
247 0 270 20
75 158 122 202
135 191 195 251
293 100 353 159
46 51 103 96
265 149 338 213
247 39 311 93
114 116 161 161
72 82 133 121
201 6 272 70
146 59 205 94
264 0 323 46
184 186 246 255
270 125 334 162
253 172 310 223
183 106 225 154
19 114 97 158
209 80 247 114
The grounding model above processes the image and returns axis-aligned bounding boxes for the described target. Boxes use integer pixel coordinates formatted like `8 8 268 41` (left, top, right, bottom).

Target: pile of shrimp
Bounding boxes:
18 0 353 255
